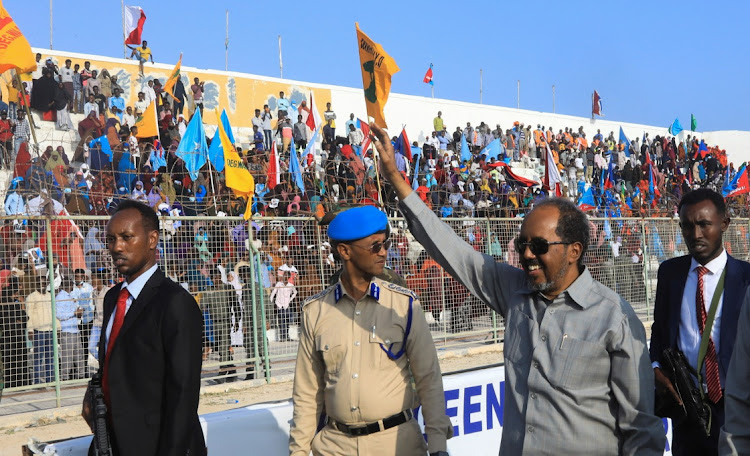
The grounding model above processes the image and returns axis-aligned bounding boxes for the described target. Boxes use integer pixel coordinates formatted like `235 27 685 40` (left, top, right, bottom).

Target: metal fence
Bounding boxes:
1 213 748 413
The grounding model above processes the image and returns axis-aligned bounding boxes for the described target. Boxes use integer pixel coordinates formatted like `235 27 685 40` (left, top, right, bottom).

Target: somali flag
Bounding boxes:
175 108 208 180
460 134 471 162
480 138 502 161
288 136 305 195
207 109 235 173
578 186 596 211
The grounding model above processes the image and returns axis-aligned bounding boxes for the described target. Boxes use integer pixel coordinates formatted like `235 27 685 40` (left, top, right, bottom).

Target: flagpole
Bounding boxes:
479 69 483 104
206 156 218 210
552 85 556 113
517 80 520 109
121 0 127 58
278 35 283 79
49 0 53 49
225 10 229 71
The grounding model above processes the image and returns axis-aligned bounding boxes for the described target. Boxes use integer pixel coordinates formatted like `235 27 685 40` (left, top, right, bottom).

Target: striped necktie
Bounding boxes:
695 266 723 403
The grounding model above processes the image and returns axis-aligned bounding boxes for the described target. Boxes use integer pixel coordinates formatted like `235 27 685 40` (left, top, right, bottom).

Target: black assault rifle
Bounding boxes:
89 373 113 455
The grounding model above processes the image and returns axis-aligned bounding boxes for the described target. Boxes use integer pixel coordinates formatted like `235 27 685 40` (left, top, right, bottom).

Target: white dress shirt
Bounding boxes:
105 263 159 350
679 250 726 379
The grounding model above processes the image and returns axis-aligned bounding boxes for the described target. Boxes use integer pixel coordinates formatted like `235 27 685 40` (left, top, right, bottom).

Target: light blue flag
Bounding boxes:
668 118 683 136
480 138 502 161
619 127 630 157
412 151 420 191
207 110 235 172
304 129 318 160
460 134 471 162
288 136 305 195
89 135 112 159
176 109 208 180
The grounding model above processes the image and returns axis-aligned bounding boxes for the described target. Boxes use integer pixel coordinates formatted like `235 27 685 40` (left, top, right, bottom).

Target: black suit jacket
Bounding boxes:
92 267 206 456
650 254 750 385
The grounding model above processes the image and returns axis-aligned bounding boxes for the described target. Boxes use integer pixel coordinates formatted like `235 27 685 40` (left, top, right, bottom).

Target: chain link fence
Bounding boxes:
1 213 747 413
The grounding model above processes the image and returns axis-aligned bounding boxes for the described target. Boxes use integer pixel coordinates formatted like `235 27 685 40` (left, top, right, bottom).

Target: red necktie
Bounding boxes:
102 287 129 406
695 266 723 403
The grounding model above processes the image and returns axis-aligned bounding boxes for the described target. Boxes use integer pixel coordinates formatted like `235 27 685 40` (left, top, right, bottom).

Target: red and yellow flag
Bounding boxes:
355 23 399 128
0 1 36 74
162 53 182 100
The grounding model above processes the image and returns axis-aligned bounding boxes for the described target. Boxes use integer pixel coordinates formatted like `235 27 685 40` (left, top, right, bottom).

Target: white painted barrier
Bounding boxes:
50 365 674 455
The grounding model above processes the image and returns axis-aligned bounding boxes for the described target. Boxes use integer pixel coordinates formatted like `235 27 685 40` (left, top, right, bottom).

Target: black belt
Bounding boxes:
329 409 413 436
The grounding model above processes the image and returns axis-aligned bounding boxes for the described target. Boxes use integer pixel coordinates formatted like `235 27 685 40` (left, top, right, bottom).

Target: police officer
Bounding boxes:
289 206 452 456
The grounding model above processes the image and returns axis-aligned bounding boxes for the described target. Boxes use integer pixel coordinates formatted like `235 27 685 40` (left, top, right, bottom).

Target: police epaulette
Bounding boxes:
303 284 337 307
384 283 418 300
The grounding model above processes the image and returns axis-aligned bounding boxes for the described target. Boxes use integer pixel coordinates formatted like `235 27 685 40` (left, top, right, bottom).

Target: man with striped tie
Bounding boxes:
82 200 206 455
651 188 750 456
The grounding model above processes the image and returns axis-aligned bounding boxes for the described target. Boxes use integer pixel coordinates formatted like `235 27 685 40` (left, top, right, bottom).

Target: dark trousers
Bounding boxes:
275 307 291 341
79 320 93 357
263 130 273 150
672 398 724 456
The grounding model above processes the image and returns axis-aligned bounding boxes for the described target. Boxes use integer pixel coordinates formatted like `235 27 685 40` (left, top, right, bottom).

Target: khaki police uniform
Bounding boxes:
289 277 452 456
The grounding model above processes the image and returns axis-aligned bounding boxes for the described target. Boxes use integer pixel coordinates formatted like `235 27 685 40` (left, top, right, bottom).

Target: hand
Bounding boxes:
82 386 95 432
75 307 84 318
654 367 682 405
370 123 412 199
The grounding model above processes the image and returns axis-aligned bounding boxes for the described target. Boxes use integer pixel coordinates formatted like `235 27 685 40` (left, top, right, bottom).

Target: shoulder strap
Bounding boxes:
696 266 727 391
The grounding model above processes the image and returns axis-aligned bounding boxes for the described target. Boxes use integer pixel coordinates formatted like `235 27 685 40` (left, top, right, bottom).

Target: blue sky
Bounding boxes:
7 0 747 132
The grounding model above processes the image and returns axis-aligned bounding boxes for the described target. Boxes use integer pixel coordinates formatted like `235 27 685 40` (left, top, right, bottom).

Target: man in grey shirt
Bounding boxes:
371 123 665 455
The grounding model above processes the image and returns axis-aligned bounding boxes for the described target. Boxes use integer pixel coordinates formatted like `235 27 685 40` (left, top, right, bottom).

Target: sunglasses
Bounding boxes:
349 239 392 254
514 237 571 255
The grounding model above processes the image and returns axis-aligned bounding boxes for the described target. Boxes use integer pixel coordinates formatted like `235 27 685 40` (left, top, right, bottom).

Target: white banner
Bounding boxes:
50 365 673 455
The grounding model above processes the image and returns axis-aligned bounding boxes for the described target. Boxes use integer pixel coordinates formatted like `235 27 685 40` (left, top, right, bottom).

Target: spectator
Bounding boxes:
108 88 126 123
261 104 273 150
72 63 83 113
293 115 307 151
323 102 336 137
54 82 74 131
26 277 55 384
127 40 154 76
276 91 289 119
191 77 204 116
269 271 296 342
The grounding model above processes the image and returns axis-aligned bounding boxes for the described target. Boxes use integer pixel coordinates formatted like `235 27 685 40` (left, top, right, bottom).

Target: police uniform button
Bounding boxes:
354 341 360 346
352 373 359 379
351 406 358 412
385 339 391 344
325 345 330 350
355 310 361 315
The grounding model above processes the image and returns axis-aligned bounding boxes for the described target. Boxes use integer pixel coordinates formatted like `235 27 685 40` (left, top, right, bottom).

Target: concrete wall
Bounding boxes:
702 130 750 165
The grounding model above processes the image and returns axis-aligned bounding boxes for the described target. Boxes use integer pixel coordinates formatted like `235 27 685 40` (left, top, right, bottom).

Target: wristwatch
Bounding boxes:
430 452 449 456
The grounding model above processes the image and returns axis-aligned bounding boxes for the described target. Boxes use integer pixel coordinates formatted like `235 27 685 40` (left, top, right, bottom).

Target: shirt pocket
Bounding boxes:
504 310 534 367
550 336 608 390
316 332 347 375
369 325 405 369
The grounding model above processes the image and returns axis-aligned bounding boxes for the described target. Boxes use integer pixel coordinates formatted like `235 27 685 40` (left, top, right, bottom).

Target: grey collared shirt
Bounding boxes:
399 192 665 455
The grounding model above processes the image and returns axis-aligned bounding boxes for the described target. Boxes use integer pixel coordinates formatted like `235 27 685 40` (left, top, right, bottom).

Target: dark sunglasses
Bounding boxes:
349 239 392 254
514 237 571 255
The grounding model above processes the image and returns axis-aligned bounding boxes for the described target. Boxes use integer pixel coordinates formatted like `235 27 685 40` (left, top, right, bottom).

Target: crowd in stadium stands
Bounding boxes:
0 52 744 387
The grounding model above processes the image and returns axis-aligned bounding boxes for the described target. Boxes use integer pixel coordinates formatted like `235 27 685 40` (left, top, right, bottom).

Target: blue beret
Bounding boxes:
327 206 388 242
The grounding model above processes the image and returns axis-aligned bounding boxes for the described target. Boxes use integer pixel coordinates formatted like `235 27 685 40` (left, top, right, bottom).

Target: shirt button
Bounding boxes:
530 392 537 399
533 362 539 369
355 310 361 315
352 373 359 379
541 335 547 342
351 406 358 412
354 341 360 346
527 425 534 433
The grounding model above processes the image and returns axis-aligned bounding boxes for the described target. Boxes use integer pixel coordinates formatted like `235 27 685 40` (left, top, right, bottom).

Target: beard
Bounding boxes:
526 260 571 293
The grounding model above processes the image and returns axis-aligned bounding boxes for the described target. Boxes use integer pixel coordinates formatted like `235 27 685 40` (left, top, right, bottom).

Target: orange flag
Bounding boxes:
135 101 158 138
355 23 399 128
162 53 182 100
0 1 36 74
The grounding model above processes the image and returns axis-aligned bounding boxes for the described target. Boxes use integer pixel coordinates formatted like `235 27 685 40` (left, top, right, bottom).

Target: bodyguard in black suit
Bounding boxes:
650 189 750 456
83 200 206 455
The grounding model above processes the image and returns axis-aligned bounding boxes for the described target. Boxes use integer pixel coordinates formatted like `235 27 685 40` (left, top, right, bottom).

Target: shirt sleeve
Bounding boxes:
289 306 325 456
406 299 452 453
398 192 525 317
720 288 750 455
609 305 667 455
